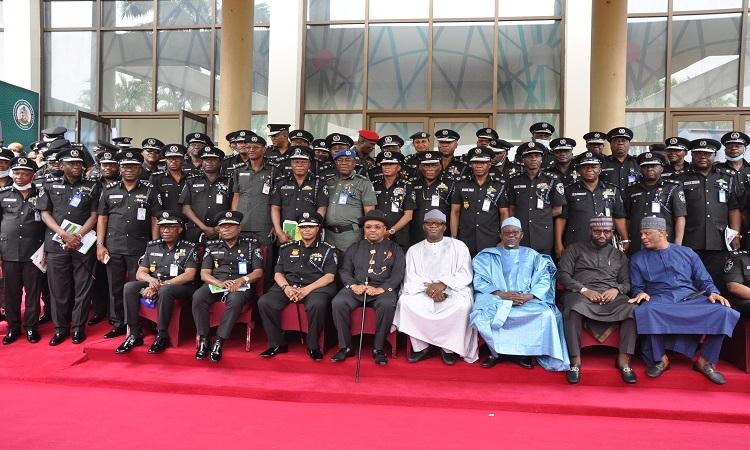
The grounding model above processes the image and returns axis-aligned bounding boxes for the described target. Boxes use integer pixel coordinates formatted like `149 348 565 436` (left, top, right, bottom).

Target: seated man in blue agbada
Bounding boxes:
470 217 569 371
629 216 739 384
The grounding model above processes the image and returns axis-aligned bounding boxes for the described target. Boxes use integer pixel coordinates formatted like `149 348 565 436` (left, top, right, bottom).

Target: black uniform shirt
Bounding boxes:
724 250 750 287
270 173 329 222
150 170 188 212
624 178 687 252
275 238 338 286
37 175 101 253
410 176 454 242
506 171 566 251
98 180 160 255
138 239 199 280
450 176 507 254
372 177 416 248
202 237 263 284
601 155 640 190
543 164 579 187
178 173 233 226
561 180 625 246
0 185 46 261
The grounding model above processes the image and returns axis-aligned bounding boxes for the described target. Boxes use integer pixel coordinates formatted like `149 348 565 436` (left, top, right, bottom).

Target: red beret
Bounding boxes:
358 129 379 142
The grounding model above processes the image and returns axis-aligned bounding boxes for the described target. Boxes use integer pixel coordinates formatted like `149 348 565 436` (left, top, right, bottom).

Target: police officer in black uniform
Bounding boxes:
222 130 264 176
410 151 454 243
718 131 750 250
544 137 578 186
150 144 188 212
312 138 334 177
112 136 133 150
623 151 687 253
0 148 15 188
488 138 523 182
183 132 212 176
723 250 750 317
258 211 337 361
662 136 692 179
141 137 165 179
677 138 742 287
265 124 292 173
0 157 45 344
601 127 640 190
450 146 508 256
270 146 329 245
96 150 160 338
179 145 233 242
555 151 628 259
517 122 555 166
583 131 607 155
403 131 431 172
435 129 467 183
370 135 414 182
115 211 199 354
504 142 566 256
372 150 416 250
289 129 314 148
476 127 498 147
192 211 263 362
38 145 101 346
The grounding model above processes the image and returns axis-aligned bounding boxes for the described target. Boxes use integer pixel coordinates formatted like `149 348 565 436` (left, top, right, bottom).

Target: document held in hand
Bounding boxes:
52 220 97 254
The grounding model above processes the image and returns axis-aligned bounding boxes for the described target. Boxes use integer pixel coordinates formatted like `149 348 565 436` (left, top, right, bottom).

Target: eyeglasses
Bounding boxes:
423 221 445 227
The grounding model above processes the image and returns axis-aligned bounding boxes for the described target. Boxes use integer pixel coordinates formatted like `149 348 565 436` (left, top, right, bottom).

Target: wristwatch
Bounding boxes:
243 275 250 283
388 228 395 235
580 287 588 294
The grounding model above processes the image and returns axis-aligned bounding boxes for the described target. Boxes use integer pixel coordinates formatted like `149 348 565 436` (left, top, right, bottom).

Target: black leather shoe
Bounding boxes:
646 361 670 378
515 356 534 369
103 326 126 339
481 355 501 368
38 311 51 324
307 348 324 361
209 338 223 363
407 347 434 363
49 332 69 346
259 345 289 358
71 330 86 344
372 349 388 365
693 362 726 385
3 329 20 345
148 336 170 354
566 365 581 384
26 329 41 344
195 336 210 360
87 313 104 326
115 334 143 354
331 347 355 362
439 348 458 366
618 365 638 384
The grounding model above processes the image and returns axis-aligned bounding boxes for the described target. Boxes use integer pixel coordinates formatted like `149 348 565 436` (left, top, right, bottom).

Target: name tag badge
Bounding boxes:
34 211 41 222
238 261 248 275
605 207 611 217
651 202 661 213
481 198 491 212
216 194 224 204
391 202 400 213
431 194 440 207
69 194 81 207
262 181 271 195
536 198 544 210
628 174 637 183
169 264 179 277
137 207 147 221
338 192 348 205
719 189 727 203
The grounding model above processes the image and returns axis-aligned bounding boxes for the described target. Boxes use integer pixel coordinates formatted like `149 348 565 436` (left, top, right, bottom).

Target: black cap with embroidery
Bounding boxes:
312 139 327 151
10 156 38 172
0 148 14 161
637 151 667 166
297 211 323 227
530 122 554 135
58 147 86 163
721 131 750 147
325 133 354 148
607 127 634 141
289 129 314 145
689 138 721 153
465 146 494 162
199 145 225 158
435 129 460 142
226 130 253 143
185 132 213 146
116 150 144 165
664 136 690 151
476 128 499 140
376 150 405 165
517 141 547 157
267 124 291 136
162 144 187 158
410 131 430 140
574 151 603 167
550 137 576 151
216 210 243 226
488 138 513 152
157 210 185 226
649 143 667 153
377 135 404 148
112 136 133 148
418 151 441 164
583 131 606 144
41 126 68 143
141 138 164 150
289 146 314 160
94 141 119 155
98 150 117 164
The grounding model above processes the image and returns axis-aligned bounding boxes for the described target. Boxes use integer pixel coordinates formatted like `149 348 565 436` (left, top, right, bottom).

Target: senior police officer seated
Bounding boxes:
330 210 406 365
257 212 338 361
192 211 263 362
723 250 750 318
115 211 199 354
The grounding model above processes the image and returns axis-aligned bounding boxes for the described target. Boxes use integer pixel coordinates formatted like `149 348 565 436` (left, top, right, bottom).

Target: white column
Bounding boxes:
2 0 41 91
563 0 592 145
266 0 304 127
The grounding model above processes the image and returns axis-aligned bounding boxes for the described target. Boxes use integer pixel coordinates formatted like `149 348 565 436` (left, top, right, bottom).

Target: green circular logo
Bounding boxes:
13 99 35 131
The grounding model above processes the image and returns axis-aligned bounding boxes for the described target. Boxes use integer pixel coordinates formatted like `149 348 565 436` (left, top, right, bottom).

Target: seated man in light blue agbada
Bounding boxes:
470 217 569 371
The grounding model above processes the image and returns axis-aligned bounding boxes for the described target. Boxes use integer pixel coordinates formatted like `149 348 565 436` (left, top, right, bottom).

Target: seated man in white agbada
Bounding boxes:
393 209 478 365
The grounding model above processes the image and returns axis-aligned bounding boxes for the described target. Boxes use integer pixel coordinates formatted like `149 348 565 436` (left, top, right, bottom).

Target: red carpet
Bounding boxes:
2 319 750 448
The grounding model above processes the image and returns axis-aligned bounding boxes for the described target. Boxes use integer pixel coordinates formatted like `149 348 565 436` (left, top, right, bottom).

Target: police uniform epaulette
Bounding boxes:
205 239 222 246
140 180 153 187
105 181 120 189
717 166 737 176
321 241 336 249
180 240 196 247
45 176 63 183
730 250 748 256
280 241 296 249
240 236 259 244
600 180 619 189
0 186 12 193
147 239 163 246
663 178 679 184
151 170 166 176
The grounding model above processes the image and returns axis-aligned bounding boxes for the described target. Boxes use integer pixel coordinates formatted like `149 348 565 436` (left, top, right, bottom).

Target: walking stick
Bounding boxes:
354 278 369 383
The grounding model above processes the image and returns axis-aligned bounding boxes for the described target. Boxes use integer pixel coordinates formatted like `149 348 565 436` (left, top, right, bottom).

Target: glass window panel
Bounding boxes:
626 18 667 108
112 117 180 146
670 14 740 107
307 0 365 21
497 20 561 109
628 145 651 156
44 1 95 28
158 0 211 26
495 112 559 142
433 0 495 19
628 0 667 14
101 31 153 112
102 1 154 27
673 0 741 11
367 24 428 110
432 23 494 109
215 28 269 111
745 119 750 136
744 13 750 106
304 25 364 110
43 115 77 142
251 114 269 140
626 111 665 142
369 0 428 20
304 113 362 140
433 121 487 157
498 0 561 17
372 122 427 156
44 32 97 112
157 29 212 112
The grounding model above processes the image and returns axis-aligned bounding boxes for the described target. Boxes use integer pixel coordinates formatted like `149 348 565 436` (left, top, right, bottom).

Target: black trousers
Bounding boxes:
47 251 96 334
123 281 195 337
106 254 141 328
192 284 255 339
563 310 637 357
2 260 44 331
257 284 335 350
331 288 398 350
92 261 109 317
